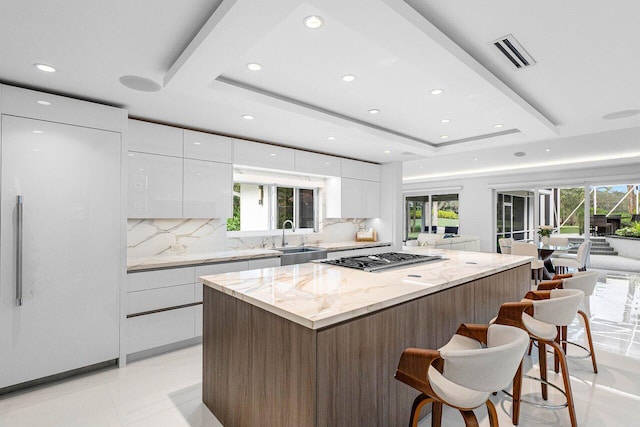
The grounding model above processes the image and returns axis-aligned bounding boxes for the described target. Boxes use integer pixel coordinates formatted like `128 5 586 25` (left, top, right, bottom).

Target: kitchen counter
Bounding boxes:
200 248 529 329
126 240 392 271
127 248 281 271
202 248 531 426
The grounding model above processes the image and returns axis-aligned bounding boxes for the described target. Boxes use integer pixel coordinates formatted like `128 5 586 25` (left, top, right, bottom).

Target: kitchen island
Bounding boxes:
200 249 531 427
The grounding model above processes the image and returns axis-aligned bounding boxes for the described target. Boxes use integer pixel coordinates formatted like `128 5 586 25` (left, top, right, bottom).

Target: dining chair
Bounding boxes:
395 323 529 427
511 242 544 286
552 241 591 273
547 236 569 246
498 237 514 254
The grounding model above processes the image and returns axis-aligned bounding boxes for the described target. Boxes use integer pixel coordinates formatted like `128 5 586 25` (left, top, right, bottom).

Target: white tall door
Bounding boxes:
1 115 121 388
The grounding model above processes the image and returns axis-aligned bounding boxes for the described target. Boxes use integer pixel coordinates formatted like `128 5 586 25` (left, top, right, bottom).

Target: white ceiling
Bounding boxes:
1 0 638 178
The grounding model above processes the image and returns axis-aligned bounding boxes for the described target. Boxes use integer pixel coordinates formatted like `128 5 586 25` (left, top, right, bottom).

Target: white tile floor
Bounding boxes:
1 270 639 427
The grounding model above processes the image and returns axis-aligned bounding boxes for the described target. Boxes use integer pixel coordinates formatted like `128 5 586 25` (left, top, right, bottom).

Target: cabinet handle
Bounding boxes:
16 195 23 306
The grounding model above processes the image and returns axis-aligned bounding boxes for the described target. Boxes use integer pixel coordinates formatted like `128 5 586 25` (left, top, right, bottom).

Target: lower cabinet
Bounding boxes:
126 257 281 356
127 306 197 354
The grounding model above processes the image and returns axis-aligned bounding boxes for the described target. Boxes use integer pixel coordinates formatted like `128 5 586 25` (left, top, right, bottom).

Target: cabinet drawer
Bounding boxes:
128 267 195 292
195 261 249 277
127 283 195 315
127 306 195 354
248 257 281 269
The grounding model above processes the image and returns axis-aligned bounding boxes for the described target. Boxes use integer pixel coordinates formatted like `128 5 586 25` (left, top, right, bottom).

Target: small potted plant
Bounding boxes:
537 225 554 245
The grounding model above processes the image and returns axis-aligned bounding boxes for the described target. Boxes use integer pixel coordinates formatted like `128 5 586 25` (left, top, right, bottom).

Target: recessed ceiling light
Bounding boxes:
34 63 56 73
493 123 504 128
269 153 277 156
440 135 449 139
514 151 526 157
324 162 331 165
602 109 640 120
303 15 324 29
36 100 51 106
119 75 161 92
474 158 478 161
327 136 336 140
246 63 262 71
383 150 391 154
342 74 356 82
32 130 44 134
545 148 551 152
440 119 451 123
242 114 254 120
368 109 380 114
430 89 444 95
193 142 202 145
32 148 41 152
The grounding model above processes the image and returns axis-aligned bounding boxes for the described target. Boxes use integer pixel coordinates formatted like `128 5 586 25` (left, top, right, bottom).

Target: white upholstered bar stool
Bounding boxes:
395 324 529 427
538 271 599 373
552 241 591 274
511 242 544 286
495 289 584 427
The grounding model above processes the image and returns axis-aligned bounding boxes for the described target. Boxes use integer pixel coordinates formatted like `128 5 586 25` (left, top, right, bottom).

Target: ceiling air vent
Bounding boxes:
492 34 536 69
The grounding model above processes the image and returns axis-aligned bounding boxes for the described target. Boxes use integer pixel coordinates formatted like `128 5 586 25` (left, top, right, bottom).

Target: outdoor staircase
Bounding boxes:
567 236 618 256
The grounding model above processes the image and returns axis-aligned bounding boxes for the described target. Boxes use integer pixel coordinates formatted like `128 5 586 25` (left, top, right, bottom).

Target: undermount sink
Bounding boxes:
278 246 327 265
278 247 324 254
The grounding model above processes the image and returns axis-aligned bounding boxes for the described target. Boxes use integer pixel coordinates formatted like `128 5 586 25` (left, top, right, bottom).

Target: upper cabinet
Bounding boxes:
127 121 232 219
128 152 183 218
183 130 233 163
340 158 381 181
128 119 183 157
294 150 341 176
325 177 381 219
1 84 124 132
234 139 295 170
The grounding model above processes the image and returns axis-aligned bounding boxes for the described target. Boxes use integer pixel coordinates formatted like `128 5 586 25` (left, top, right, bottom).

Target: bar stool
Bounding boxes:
395 323 529 427
537 271 599 373
493 288 584 427
552 241 591 274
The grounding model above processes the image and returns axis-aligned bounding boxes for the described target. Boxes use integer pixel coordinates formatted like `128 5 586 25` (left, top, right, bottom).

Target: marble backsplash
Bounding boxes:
127 217 366 259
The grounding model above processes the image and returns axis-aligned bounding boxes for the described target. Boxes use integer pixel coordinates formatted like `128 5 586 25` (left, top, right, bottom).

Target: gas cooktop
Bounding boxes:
320 252 444 272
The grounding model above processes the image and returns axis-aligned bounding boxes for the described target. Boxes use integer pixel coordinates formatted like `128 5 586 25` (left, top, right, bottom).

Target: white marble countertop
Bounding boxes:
127 248 283 271
127 241 393 271
201 248 531 330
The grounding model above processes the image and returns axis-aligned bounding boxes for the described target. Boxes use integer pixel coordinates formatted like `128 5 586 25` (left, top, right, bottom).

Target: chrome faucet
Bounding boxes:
282 220 295 247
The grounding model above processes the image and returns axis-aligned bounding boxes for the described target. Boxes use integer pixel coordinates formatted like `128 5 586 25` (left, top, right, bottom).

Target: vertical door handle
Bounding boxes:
16 195 23 306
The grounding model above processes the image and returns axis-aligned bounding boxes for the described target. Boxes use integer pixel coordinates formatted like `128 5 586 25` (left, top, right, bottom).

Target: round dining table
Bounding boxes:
537 242 573 279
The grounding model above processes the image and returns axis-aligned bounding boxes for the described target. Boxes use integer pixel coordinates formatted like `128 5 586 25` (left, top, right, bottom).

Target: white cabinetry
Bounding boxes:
234 139 295 170
1 85 124 389
294 150 341 176
127 120 232 219
126 256 280 355
340 159 381 181
183 159 232 218
128 119 183 157
183 130 233 163
128 152 183 218
326 177 381 218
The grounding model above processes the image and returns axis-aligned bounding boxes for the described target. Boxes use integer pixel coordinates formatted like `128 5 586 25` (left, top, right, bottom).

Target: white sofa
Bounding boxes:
415 233 480 251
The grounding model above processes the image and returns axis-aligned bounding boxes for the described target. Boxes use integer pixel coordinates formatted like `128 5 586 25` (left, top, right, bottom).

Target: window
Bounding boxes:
227 183 318 232
404 193 459 239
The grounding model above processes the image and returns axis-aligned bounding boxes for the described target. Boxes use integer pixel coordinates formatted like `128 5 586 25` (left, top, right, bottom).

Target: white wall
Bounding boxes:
404 162 640 252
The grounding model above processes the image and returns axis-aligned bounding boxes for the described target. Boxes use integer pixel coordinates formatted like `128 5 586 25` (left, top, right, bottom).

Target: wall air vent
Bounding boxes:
492 34 536 70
